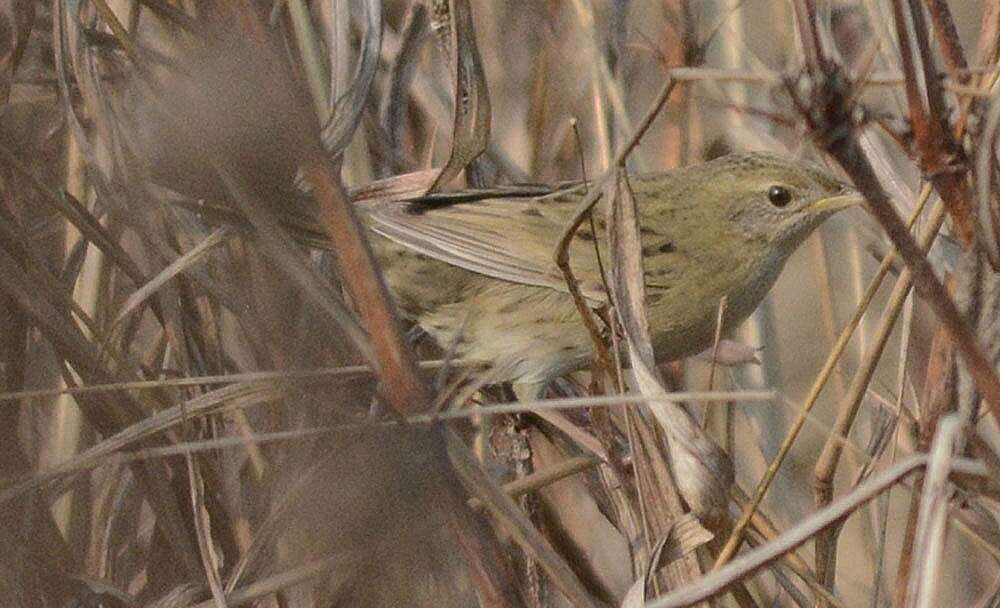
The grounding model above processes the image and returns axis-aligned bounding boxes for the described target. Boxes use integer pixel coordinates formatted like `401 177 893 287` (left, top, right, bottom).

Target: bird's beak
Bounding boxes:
807 189 865 214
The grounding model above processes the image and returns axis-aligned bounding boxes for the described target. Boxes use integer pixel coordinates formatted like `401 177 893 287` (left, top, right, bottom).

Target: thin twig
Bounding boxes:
714 183 936 568
812 196 947 586
648 455 986 608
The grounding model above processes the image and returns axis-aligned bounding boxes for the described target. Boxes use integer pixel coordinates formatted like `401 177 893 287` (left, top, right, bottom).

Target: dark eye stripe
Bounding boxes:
768 185 791 207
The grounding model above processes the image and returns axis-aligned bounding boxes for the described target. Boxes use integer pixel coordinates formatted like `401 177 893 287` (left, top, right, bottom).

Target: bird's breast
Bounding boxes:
645 243 785 361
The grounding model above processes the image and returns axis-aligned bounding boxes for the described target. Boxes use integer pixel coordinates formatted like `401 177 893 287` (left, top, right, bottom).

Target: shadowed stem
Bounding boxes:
813 196 946 595
713 185 936 571
825 141 1000 424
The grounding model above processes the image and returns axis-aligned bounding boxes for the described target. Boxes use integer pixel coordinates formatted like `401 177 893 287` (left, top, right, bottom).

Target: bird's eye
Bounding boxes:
767 185 792 207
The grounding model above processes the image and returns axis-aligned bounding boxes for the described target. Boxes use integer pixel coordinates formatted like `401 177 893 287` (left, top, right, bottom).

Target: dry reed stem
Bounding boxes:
714 183 935 569
906 414 965 608
892 9 1000 602
0 218 206 578
74 7 529 606
466 455 602 510
650 455 987 608
2 387 776 502
186 554 353 608
731 488 846 608
9 0 1000 604
446 430 605 608
185 453 227 606
426 0 491 192
555 72 734 532
286 0 330 118
302 154 432 412
837 26 1000 428
812 197 947 584
606 172 713 600
889 0 975 247
785 3 1000 600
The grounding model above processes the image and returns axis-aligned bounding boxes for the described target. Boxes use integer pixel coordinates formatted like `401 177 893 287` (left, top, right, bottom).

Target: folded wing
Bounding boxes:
363 192 610 303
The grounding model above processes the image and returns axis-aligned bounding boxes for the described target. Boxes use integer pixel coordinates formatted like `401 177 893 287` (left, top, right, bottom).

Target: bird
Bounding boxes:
360 152 862 384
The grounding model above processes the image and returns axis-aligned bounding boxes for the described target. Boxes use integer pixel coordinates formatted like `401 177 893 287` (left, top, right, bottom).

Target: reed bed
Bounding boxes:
1 1 999 607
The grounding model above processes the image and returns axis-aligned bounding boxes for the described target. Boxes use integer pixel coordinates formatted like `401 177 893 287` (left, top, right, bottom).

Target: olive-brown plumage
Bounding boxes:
364 152 860 383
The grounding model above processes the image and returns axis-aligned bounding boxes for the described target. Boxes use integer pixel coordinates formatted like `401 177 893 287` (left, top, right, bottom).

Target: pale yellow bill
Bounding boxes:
807 190 865 214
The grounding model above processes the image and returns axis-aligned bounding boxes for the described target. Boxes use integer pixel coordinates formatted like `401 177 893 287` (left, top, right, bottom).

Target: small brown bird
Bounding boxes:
362 152 861 383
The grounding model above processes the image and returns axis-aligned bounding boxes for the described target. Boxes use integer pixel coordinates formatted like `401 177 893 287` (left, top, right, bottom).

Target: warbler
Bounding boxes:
357 153 861 384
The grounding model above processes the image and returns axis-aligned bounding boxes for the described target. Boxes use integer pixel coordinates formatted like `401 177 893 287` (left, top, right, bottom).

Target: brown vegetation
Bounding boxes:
1 1 999 607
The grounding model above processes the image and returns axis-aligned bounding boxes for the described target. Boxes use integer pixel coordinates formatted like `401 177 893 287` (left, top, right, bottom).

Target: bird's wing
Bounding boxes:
363 193 610 303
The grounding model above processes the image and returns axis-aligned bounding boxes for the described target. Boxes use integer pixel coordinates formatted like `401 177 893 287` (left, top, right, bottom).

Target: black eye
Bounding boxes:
768 185 792 207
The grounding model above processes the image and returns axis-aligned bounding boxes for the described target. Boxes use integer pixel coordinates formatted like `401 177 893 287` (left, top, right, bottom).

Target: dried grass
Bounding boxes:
2 1 999 607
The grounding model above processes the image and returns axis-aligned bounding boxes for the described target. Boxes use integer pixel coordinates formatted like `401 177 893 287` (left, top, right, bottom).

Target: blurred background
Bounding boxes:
1 1 999 607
